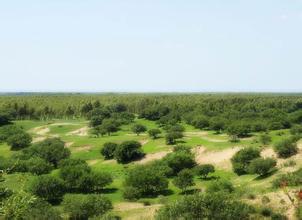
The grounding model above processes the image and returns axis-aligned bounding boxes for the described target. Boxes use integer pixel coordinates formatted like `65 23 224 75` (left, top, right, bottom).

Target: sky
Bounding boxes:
0 0 302 92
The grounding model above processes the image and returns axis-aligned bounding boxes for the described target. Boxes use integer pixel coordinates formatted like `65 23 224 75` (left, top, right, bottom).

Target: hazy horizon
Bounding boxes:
1 1 302 92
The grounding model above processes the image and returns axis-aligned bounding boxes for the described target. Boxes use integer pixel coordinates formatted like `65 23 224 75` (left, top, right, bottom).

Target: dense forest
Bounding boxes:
1 93 302 219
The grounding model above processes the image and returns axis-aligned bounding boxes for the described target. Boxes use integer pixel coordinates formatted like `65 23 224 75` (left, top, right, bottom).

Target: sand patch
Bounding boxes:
139 139 149 145
102 159 117 165
194 146 242 170
72 145 92 152
67 126 89 136
64 142 74 148
135 151 172 164
87 159 100 166
184 131 227 142
32 136 47 143
31 126 50 135
50 122 78 126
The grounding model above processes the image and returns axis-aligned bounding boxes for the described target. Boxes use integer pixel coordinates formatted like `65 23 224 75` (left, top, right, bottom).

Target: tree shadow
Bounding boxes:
254 169 278 180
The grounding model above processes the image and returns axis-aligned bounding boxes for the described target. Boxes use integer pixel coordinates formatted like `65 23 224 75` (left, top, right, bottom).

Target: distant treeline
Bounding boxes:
0 93 302 131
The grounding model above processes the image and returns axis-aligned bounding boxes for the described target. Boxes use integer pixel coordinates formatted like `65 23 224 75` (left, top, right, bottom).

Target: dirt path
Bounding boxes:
185 131 227 142
135 150 172 164
193 146 242 170
31 126 50 135
67 126 89 136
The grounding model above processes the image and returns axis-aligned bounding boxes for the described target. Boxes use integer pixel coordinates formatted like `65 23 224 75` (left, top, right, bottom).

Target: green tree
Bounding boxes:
124 165 168 199
30 175 65 204
0 112 11 127
163 151 196 175
231 147 261 175
206 179 234 194
101 142 118 160
195 164 215 179
63 194 112 220
165 131 183 145
259 133 272 145
114 141 144 163
100 119 120 136
248 157 276 176
7 132 32 150
173 169 195 192
274 138 298 158
148 128 161 139
26 157 53 175
131 124 147 136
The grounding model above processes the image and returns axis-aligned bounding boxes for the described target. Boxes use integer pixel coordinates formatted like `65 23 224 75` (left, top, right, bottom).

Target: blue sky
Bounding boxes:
0 0 301 92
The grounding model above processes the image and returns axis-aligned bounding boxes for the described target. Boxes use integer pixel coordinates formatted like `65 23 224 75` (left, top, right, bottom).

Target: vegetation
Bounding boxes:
1 93 302 219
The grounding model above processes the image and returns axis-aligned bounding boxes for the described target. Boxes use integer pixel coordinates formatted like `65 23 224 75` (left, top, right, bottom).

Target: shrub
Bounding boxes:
259 133 272 145
231 147 261 175
195 164 215 179
274 138 298 158
30 175 65 204
165 131 183 145
101 142 118 159
192 116 209 129
124 165 168 199
163 151 196 175
131 124 147 135
63 194 112 219
114 141 144 163
290 124 302 135
24 138 70 167
7 132 32 150
272 168 302 188
148 128 161 139
206 179 234 194
156 193 253 220
173 169 195 192
248 158 276 176
26 157 53 175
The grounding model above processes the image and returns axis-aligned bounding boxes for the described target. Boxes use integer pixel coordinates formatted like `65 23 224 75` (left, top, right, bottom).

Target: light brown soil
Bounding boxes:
32 136 47 143
87 159 100 166
194 146 242 170
139 139 149 145
31 126 50 135
71 145 92 152
67 126 89 136
184 131 227 142
135 150 172 164
64 142 74 148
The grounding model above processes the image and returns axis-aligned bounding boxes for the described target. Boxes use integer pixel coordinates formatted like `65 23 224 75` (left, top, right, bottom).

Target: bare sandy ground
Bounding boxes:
184 131 228 142
67 126 89 136
135 150 172 164
71 145 92 152
193 146 242 170
64 142 74 148
31 126 50 135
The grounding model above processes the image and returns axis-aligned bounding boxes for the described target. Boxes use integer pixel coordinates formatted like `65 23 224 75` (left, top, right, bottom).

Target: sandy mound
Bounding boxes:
72 145 92 152
67 126 89 136
135 151 172 164
64 142 74 148
194 146 242 170
31 126 50 135
32 136 47 143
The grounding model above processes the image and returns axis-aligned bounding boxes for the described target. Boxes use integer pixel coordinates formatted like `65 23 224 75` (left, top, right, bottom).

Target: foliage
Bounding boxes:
248 157 276 176
231 147 261 175
165 131 183 145
131 124 147 135
30 175 65 204
101 142 118 159
148 128 161 139
114 141 144 163
259 133 272 145
206 179 234 194
25 157 53 175
6 132 32 150
273 168 302 188
124 165 169 199
195 164 215 179
274 138 298 158
163 151 196 175
173 169 195 192
63 194 112 220
156 193 253 220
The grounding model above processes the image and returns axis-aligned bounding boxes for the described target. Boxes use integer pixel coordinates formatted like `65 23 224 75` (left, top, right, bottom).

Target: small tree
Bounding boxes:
114 141 144 163
274 138 298 158
259 133 272 145
163 151 196 175
26 157 53 175
148 128 161 139
101 142 118 159
7 132 32 150
173 169 195 192
290 125 302 135
30 175 65 204
231 147 261 175
165 131 183 145
131 124 147 136
0 113 11 127
195 164 215 179
100 119 120 136
206 179 234 194
63 194 112 219
248 158 276 176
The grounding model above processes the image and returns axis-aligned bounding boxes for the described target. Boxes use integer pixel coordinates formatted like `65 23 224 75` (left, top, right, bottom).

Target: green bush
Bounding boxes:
7 132 32 150
63 194 112 219
206 179 234 194
274 138 298 158
114 141 144 163
231 147 261 175
248 157 276 176
195 164 215 179
131 124 147 135
30 175 66 204
26 157 53 175
148 128 161 139
101 142 118 159
163 151 196 175
173 169 195 192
